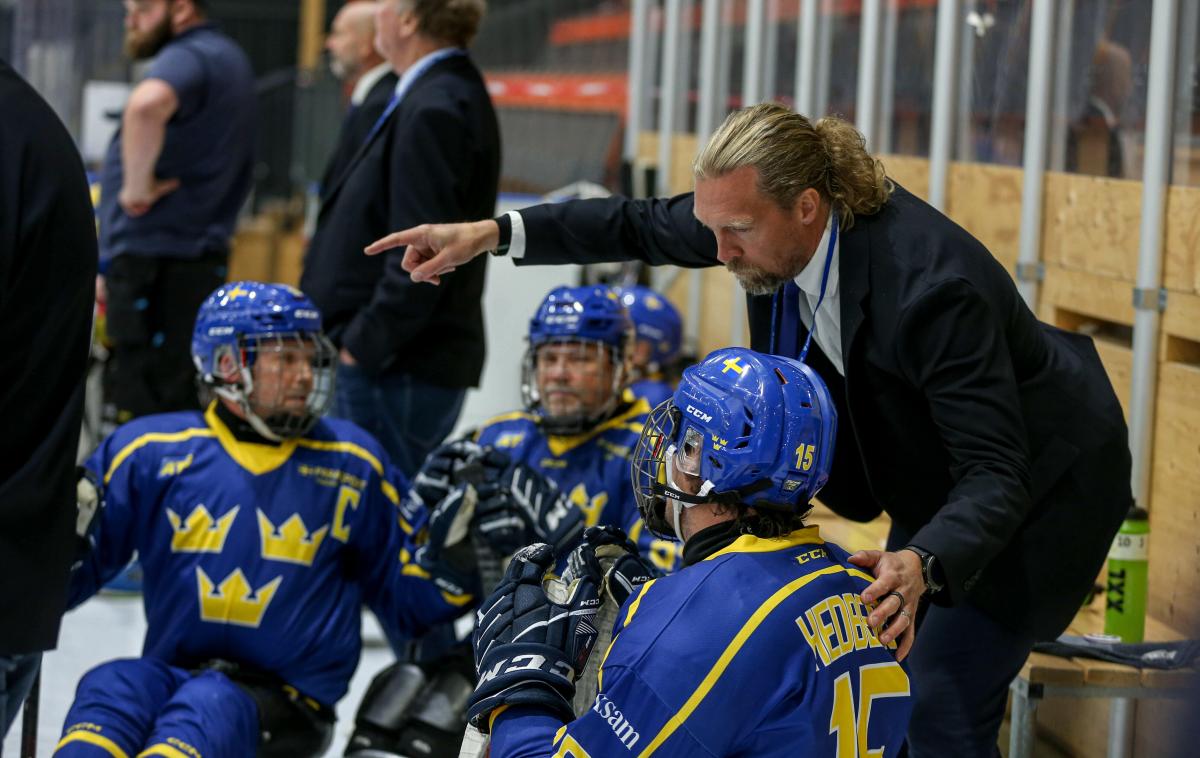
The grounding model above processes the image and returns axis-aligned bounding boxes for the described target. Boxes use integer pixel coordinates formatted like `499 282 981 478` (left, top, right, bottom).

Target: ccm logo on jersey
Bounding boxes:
685 405 713 423
592 694 640 749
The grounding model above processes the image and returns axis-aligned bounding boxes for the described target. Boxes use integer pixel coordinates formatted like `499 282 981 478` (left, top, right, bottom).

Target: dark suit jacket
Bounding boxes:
319 68 399 201
0 60 98 653
302 54 499 387
513 185 1131 640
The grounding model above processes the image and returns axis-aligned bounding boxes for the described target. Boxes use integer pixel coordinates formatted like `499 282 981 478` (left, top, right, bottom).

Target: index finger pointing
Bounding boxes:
365 228 422 255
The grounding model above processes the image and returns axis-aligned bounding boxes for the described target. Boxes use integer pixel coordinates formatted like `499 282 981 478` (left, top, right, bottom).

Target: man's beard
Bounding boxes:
125 15 174 60
726 258 800 296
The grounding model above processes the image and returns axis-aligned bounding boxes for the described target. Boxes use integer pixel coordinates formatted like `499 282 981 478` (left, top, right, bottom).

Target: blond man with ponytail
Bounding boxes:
371 102 1130 758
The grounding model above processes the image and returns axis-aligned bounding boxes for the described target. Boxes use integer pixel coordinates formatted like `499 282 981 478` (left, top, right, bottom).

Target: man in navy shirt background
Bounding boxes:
97 0 256 424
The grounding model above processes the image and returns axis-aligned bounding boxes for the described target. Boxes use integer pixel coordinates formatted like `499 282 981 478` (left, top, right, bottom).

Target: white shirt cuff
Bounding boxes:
507 210 527 260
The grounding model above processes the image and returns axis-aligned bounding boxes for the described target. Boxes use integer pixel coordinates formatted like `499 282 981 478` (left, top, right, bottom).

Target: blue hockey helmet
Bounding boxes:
615 285 683 371
192 281 336 439
631 347 837 540
522 285 634 434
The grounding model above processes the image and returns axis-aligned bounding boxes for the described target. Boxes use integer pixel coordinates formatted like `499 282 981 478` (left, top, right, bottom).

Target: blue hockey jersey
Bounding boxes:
491 527 913 757
72 404 468 706
474 396 681 573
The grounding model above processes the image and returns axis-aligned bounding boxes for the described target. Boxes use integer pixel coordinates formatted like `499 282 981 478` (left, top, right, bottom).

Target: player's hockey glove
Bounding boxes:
467 543 601 731
565 525 662 608
410 439 508 515
473 463 584 558
413 486 481 605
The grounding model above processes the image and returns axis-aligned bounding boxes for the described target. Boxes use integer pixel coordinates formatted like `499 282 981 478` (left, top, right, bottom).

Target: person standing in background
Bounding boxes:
97 0 256 424
302 0 500 479
320 1 398 200
0 59 97 738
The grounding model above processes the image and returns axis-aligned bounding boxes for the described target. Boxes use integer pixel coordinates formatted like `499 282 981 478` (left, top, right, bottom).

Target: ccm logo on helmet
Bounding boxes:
685 405 713 423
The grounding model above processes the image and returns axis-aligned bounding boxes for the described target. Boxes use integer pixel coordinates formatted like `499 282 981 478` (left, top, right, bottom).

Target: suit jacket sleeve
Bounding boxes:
340 100 473 374
895 279 1033 603
516 193 719 268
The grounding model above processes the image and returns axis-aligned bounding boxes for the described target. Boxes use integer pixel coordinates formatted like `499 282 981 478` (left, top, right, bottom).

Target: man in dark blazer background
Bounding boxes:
320 1 398 199
301 0 499 478
0 60 97 738
368 104 1131 756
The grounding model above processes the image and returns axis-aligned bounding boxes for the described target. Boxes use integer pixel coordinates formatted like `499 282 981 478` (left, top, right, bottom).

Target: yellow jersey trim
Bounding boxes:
703 526 825 562
488 704 512 732
206 404 299 474
104 427 215 484
637 564 849 757
56 730 130 758
545 397 651 457
477 410 539 437
137 744 191 758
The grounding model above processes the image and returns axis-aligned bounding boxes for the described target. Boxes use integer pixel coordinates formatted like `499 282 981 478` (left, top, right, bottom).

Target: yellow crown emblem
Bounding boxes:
196 567 281 628
167 505 239 554
257 510 329 566
568 483 608 527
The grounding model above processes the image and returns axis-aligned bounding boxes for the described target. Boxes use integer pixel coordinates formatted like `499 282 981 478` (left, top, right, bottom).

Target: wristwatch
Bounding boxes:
903 545 944 595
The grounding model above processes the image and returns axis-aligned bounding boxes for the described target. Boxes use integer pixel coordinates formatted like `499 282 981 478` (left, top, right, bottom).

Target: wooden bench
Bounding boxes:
1008 604 1195 758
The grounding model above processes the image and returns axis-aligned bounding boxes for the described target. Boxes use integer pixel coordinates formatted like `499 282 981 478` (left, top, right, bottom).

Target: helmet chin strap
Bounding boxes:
214 376 285 443
664 444 716 542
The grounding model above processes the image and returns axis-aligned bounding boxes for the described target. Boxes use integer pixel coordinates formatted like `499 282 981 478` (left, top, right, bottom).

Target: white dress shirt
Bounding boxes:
793 211 844 375
350 62 394 106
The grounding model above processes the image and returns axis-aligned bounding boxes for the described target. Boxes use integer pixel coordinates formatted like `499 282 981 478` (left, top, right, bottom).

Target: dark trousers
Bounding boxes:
333 363 466 479
0 652 40 738
103 253 227 422
906 601 1036 757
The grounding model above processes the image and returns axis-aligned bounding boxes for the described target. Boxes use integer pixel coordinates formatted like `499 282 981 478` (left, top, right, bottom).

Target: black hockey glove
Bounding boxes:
473 463 584 558
565 525 662 608
413 487 481 603
467 543 601 731
410 440 508 509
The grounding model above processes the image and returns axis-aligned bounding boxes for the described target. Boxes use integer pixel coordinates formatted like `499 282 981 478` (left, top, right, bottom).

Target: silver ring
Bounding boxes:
899 609 912 619
885 590 906 608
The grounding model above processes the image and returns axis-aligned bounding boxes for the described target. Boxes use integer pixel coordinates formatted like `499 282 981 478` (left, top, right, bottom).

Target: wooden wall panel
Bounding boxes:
1148 357 1200 633
946 162 1023 276
1163 184 1200 294
879 154 930 200
1039 267 1136 327
697 267 742 356
1041 172 1142 281
1162 291 1200 346
635 132 700 195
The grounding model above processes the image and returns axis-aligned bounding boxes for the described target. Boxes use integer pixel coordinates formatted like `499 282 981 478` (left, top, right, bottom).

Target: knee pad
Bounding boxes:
345 658 475 757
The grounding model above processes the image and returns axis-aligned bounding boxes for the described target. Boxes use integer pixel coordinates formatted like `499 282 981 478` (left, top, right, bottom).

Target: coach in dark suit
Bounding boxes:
319 1 398 199
369 104 1130 756
0 60 97 736
302 0 499 478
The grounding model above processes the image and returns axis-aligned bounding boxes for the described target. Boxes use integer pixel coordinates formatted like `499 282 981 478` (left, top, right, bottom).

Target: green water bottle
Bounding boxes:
1105 504 1149 643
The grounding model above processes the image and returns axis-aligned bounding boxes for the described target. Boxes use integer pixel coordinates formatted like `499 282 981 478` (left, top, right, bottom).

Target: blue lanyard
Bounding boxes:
363 48 467 145
770 216 838 363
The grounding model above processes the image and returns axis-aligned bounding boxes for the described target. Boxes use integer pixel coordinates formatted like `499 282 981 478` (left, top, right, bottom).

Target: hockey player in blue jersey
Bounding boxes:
466 347 914 757
54 282 479 758
471 284 679 572
614 284 684 409
343 285 680 756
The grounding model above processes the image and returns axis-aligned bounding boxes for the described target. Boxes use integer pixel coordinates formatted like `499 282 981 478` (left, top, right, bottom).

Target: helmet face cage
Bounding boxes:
630 400 687 539
521 337 627 435
207 330 336 439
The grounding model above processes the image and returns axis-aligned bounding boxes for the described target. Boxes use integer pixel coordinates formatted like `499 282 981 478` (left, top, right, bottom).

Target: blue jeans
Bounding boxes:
0 653 41 739
334 364 467 479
